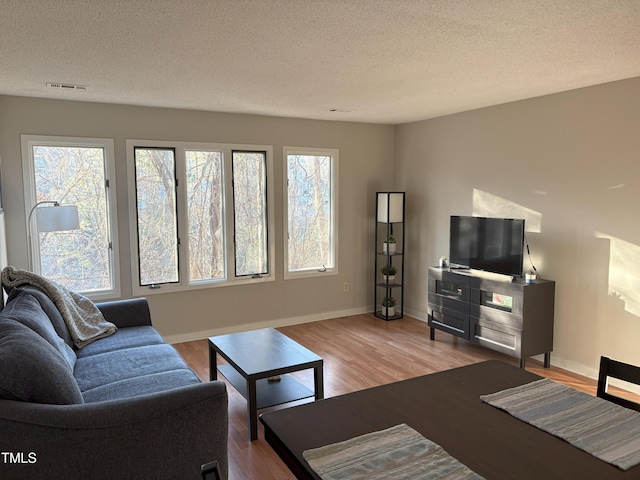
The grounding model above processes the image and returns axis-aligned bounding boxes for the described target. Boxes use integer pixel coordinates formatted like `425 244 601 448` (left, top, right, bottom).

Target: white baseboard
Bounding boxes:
404 307 428 322
167 305 601 386
165 306 370 344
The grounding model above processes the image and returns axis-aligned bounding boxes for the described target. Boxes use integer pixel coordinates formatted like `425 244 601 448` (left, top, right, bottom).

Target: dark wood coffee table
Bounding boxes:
209 328 323 440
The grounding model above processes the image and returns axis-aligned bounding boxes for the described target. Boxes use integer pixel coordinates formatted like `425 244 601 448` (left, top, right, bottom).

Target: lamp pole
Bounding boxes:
27 201 61 271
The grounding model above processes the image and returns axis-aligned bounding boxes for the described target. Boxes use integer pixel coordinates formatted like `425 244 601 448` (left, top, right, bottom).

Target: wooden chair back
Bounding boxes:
597 356 640 412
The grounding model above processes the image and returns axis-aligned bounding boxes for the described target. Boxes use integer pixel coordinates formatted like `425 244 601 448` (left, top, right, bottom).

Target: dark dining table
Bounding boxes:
260 360 640 480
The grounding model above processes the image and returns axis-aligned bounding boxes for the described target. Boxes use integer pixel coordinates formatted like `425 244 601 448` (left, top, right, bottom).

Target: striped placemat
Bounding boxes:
481 378 640 470
302 423 484 480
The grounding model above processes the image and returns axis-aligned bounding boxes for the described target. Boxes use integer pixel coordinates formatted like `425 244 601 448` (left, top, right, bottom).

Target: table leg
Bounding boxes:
314 362 324 400
544 352 551 368
247 379 258 440
209 345 218 381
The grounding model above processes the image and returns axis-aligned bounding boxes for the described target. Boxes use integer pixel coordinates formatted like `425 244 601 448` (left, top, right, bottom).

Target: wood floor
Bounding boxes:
174 313 602 480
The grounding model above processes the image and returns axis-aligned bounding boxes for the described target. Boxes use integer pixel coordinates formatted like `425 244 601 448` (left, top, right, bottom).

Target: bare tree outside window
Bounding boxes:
133 148 179 286
33 145 113 291
233 151 268 276
127 140 274 294
186 150 224 281
287 153 333 272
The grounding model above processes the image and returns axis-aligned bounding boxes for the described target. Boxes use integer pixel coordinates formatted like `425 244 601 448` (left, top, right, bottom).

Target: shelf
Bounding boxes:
218 364 314 410
374 192 405 320
481 291 513 312
375 310 402 321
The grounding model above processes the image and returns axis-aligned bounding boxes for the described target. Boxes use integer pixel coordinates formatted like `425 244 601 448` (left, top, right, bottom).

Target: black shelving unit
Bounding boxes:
374 192 405 320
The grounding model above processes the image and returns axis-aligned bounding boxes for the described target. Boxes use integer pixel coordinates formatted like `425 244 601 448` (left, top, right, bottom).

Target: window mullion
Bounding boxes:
175 147 187 285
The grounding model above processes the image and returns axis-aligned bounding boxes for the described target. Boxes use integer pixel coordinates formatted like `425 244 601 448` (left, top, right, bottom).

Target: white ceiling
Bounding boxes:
1 0 639 125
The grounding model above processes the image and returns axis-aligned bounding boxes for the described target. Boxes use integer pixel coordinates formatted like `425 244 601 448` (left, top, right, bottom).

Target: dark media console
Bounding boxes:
427 266 555 368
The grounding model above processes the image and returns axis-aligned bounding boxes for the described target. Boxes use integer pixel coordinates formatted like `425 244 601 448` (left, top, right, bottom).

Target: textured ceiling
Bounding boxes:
1 0 639 124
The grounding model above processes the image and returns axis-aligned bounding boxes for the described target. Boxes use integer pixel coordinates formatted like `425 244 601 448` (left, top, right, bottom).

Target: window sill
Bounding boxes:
284 268 338 281
131 275 275 297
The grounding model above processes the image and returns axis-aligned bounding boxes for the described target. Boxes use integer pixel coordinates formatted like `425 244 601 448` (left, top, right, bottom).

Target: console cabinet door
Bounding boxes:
470 316 521 357
428 269 471 339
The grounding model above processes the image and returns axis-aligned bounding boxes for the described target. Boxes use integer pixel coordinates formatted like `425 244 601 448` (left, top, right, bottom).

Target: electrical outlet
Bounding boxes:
343 282 349 293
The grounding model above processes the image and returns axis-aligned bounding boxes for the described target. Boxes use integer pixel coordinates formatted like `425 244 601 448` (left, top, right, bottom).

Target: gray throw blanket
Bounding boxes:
1 266 117 348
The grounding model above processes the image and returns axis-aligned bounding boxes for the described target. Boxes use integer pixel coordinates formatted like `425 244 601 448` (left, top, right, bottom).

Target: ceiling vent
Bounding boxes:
46 82 87 92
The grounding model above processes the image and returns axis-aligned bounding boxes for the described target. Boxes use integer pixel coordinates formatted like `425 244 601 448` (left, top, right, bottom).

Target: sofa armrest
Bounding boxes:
0 381 228 480
96 297 152 328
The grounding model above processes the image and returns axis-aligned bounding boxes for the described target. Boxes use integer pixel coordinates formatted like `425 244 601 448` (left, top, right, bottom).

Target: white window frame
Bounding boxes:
21 135 121 301
283 146 339 280
126 139 275 297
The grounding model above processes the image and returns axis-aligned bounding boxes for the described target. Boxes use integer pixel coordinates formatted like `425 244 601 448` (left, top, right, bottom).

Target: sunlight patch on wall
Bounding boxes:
472 189 542 233
595 232 640 318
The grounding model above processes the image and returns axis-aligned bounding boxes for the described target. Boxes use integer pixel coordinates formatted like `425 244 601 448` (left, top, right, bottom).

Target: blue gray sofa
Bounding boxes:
0 285 228 480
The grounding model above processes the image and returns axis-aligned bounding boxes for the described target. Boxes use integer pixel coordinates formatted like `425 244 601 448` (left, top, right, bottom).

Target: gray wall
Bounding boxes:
0 96 394 341
396 76 640 378
2 76 639 379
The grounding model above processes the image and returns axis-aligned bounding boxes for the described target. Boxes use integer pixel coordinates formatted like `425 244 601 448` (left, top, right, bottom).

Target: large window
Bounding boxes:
127 140 273 295
186 149 224 282
232 151 268 277
284 147 338 278
21 135 120 299
133 147 179 286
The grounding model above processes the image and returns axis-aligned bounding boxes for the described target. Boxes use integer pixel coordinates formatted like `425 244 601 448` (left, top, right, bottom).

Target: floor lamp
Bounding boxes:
28 201 80 272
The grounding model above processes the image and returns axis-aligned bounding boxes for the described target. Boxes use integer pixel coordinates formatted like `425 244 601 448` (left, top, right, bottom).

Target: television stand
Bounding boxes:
427 267 555 368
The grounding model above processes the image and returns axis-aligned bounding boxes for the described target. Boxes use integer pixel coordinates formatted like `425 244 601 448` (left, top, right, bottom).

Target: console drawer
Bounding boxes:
429 307 469 340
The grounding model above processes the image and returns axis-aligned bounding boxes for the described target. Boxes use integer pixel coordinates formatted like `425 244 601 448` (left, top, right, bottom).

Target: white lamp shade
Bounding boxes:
36 205 80 232
377 193 404 223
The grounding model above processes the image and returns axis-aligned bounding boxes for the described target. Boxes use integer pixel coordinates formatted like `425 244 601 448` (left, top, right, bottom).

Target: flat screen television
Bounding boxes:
449 216 525 277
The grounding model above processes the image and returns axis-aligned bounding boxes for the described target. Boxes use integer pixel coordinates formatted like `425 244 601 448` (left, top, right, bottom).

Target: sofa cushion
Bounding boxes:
9 285 74 348
0 319 84 404
2 290 76 370
81 369 201 402
76 326 165 358
74 344 192 393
